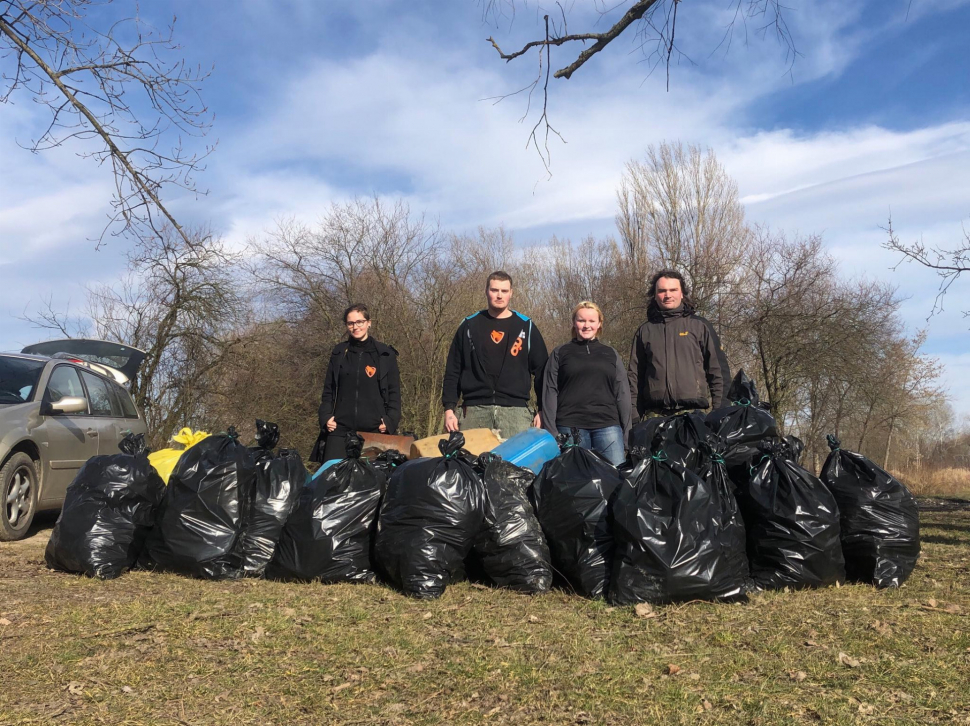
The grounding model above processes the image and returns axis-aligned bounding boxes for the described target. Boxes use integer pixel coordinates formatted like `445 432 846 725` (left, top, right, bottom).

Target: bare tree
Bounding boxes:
884 214 970 317
616 142 749 317
482 1 795 162
0 0 212 247
87 226 243 444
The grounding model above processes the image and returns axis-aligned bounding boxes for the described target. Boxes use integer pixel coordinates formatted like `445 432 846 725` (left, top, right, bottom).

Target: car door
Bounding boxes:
35 364 98 505
78 370 127 455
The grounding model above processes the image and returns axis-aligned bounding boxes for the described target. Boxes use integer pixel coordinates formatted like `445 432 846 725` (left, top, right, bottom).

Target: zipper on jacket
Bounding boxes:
353 349 361 430
663 318 672 408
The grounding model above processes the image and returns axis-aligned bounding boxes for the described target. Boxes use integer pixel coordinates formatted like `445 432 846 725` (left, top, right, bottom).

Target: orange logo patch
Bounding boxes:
510 338 523 357
490 330 505 344
365 365 377 378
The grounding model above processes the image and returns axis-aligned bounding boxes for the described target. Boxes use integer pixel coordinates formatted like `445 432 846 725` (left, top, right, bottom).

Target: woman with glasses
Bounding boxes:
310 304 402 463
541 301 632 466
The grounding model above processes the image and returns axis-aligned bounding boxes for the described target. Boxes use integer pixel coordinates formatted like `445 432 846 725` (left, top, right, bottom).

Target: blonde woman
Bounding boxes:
541 301 632 465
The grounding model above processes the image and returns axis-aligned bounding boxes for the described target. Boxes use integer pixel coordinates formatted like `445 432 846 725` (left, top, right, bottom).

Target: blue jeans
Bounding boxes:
557 425 625 466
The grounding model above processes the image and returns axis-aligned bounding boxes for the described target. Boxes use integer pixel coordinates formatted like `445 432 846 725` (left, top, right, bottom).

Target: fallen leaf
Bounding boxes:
251 626 265 642
121 686 133 694
944 603 963 615
527 615 540 623
634 603 657 619
804 639 819 648
422 612 433 620
870 620 893 636
838 652 861 668
665 664 681 676
858 703 875 715
927 598 938 608
66 682 83 695
407 663 425 673
702 699 713 711
789 670 808 682
333 682 353 693
282 608 296 617
0 617 11 626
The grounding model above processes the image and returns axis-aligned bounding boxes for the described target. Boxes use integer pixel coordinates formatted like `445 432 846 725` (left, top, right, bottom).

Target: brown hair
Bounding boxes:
486 270 513 288
343 304 371 323
647 269 693 309
571 300 604 335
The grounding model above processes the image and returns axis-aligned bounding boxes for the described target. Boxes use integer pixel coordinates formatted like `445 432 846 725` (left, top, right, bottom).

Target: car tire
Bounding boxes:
0 452 39 541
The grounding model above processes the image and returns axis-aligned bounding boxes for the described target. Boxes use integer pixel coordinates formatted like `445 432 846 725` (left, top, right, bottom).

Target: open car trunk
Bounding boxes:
21 339 146 385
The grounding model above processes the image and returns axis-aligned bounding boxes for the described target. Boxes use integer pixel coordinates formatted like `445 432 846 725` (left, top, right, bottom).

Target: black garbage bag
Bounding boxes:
250 418 281 457
267 434 385 583
706 370 778 459
45 434 165 580
530 434 622 599
738 440 845 590
142 427 257 579
373 449 408 480
240 441 306 576
782 435 805 464
694 436 751 588
467 453 551 594
820 435 920 588
610 440 748 605
374 432 485 598
628 412 708 470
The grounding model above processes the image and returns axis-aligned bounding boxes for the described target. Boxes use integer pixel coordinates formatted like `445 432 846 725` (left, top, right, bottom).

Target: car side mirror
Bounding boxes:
49 396 87 414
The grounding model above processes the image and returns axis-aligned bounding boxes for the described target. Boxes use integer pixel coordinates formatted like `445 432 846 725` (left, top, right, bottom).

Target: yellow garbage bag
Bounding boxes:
148 428 210 484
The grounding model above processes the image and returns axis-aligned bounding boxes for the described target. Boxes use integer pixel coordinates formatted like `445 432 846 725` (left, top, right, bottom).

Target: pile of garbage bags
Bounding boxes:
45 384 920 600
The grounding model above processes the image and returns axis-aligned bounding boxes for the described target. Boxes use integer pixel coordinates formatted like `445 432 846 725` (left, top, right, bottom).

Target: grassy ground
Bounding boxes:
1 507 968 726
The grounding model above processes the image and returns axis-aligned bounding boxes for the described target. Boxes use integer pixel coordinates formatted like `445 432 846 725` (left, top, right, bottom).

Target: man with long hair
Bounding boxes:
627 270 728 420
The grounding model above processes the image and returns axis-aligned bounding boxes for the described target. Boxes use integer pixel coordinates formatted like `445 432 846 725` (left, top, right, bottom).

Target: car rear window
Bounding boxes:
0 356 46 404
80 371 119 417
110 382 139 418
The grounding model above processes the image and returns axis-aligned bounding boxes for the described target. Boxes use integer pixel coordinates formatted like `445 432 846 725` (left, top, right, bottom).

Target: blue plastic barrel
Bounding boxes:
492 428 559 473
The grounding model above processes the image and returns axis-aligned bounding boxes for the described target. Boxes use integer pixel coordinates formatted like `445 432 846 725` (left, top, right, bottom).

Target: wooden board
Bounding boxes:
409 428 501 459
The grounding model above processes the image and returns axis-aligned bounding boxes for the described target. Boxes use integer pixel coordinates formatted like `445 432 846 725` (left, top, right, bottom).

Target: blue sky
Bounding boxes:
2 0 969 415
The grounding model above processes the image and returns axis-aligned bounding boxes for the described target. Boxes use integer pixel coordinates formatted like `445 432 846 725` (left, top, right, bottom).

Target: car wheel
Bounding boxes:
0 453 39 541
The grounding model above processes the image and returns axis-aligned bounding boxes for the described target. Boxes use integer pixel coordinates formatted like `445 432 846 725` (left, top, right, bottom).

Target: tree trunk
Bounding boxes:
883 417 896 470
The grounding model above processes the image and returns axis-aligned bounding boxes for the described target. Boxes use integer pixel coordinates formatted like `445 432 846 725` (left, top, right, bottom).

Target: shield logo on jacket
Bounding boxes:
365 365 377 378
490 330 505 344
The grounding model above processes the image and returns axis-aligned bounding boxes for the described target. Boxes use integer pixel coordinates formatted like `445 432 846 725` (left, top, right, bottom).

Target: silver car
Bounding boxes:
0 340 147 541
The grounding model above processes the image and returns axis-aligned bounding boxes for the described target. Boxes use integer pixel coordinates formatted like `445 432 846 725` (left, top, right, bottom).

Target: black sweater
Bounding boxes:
441 310 548 411
541 338 632 439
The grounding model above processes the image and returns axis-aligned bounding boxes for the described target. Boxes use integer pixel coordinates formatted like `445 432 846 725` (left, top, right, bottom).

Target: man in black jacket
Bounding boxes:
310 304 402 463
442 271 548 439
627 270 729 420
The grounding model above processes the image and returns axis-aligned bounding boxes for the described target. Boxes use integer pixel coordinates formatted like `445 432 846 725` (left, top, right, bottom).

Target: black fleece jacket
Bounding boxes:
319 337 401 434
441 310 548 411
541 337 633 440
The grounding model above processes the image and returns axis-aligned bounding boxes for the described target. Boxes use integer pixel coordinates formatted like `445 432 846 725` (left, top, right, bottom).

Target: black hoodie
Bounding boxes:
441 310 548 411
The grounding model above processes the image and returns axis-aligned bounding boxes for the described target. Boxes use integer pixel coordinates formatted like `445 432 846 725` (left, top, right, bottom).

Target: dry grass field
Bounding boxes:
893 468 970 499
1 502 968 726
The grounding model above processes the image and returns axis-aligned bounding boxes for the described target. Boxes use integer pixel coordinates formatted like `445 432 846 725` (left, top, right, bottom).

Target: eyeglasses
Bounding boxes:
346 320 369 328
